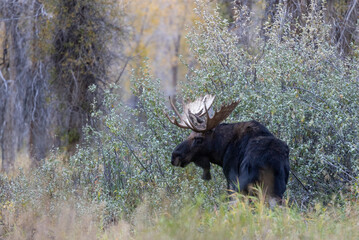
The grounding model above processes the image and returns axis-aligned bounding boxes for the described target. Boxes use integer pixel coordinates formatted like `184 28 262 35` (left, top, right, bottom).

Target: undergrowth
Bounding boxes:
1 186 359 239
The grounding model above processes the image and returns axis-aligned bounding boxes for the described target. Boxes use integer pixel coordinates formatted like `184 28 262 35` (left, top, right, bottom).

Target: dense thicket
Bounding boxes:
220 0 359 55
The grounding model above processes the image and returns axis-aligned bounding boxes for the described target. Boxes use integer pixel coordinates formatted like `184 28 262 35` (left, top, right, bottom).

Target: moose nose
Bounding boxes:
171 152 182 166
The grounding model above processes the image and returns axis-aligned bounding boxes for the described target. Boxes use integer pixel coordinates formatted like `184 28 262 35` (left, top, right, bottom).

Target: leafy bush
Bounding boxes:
183 1 359 204
68 65 226 220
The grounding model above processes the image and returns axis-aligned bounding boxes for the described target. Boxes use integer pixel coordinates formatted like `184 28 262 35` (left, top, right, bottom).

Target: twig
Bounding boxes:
0 70 8 91
290 169 311 194
118 134 150 174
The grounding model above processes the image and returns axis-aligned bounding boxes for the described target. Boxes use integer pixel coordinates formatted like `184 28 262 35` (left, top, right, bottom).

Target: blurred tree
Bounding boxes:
49 0 124 154
0 0 125 170
0 0 34 172
28 0 51 167
125 0 198 100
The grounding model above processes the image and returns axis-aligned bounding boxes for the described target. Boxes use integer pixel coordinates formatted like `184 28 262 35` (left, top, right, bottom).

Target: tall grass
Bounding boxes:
134 197 359 240
1 191 359 239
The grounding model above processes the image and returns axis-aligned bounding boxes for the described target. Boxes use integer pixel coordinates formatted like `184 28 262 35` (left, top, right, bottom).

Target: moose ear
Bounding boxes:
194 137 203 145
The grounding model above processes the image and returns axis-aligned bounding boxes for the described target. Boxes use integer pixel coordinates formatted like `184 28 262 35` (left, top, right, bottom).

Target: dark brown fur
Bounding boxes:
171 120 290 200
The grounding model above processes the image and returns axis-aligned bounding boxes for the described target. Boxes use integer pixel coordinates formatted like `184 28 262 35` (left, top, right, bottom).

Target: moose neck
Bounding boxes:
206 123 238 167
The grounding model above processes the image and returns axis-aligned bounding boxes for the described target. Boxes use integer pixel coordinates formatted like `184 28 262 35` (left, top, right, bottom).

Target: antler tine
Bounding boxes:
169 96 183 120
204 102 212 131
206 99 240 130
164 111 177 125
164 110 191 129
164 96 188 129
202 95 215 116
167 96 199 130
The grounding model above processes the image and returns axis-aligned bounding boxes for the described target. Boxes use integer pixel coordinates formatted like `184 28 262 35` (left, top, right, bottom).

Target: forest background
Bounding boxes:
0 0 359 239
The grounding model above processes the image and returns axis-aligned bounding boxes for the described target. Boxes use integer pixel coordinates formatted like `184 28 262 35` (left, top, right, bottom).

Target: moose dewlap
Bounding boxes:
165 95 290 202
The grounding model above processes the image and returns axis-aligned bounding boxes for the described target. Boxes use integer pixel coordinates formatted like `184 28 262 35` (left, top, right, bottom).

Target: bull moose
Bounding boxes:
165 95 290 202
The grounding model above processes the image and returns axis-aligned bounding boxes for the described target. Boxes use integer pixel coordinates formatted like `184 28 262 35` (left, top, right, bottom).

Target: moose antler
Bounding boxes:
165 95 240 132
165 95 215 130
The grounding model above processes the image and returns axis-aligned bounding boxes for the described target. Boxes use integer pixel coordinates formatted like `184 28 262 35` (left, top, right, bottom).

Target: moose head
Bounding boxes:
165 95 240 180
165 95 290 202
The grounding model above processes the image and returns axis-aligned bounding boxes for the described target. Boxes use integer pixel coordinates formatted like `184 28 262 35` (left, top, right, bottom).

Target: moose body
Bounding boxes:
166 95 290 201
171 120 290 199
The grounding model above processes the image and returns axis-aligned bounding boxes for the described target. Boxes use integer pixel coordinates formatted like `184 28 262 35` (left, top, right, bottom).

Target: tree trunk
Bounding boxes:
29 0 49 167
51 0 113 155
172 34 181 90
1 22 18 172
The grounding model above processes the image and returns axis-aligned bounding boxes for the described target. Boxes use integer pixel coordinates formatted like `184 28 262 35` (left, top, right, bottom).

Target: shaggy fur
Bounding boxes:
171 120 290 199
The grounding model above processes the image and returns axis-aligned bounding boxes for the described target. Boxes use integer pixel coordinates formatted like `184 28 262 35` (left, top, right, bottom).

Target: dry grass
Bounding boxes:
1 200 102 240
0 149 31 176
1 155 358 239
1 193 359 240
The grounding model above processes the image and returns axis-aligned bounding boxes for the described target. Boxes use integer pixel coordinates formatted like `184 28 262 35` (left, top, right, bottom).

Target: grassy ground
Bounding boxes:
1 192 359 240
1 156 358 239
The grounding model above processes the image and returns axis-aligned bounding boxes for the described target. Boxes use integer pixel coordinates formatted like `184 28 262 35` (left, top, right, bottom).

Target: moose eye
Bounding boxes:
193 137 203 145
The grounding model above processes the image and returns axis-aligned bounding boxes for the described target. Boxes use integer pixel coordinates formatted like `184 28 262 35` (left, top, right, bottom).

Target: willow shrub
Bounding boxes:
69 67 226 221
182 1 359 203
68 1 358 217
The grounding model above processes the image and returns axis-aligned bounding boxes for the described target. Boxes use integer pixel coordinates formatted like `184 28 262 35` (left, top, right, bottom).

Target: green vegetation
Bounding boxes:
0 1 358 239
